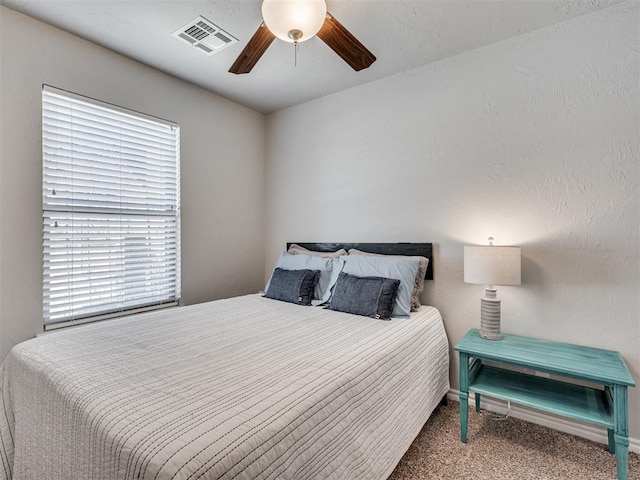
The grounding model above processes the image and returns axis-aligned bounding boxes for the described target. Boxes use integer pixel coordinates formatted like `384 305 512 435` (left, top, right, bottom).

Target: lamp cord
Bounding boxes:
491 400 511 421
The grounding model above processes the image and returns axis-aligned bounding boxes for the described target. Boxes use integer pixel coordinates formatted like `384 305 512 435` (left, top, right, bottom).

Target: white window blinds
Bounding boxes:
42 85 180 327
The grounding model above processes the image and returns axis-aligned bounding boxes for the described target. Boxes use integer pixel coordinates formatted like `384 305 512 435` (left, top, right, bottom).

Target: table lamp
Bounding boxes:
464 238 521 340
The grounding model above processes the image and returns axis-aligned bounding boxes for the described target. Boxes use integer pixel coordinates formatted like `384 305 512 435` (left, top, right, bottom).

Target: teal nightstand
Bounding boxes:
454 328 635 480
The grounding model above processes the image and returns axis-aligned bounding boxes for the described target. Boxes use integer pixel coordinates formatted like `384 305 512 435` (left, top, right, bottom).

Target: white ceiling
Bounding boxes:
1 0 618 113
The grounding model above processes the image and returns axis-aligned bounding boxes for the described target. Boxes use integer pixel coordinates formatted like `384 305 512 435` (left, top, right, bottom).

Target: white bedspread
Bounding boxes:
0 294 449 480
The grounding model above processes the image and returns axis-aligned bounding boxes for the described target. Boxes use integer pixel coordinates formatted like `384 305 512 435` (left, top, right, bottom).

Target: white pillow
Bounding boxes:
340 255 420 317
265 252 343 305
348 249 429 311
288 244 348 258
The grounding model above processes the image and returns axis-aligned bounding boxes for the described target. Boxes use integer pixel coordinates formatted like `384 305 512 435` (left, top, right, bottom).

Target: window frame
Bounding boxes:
42 85 181 329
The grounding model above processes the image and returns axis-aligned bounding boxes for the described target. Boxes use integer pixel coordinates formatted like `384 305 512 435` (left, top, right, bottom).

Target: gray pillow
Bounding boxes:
265 252 343 305
340 255 420 317
348 249 429 311
328 272 400 320
264 268 319 305
288 244 348 258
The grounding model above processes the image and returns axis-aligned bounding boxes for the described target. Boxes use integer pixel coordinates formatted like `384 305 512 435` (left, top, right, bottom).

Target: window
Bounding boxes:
42 86 180 328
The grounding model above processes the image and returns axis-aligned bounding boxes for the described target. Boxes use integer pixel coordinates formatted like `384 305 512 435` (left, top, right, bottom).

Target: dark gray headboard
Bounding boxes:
286 242 434 280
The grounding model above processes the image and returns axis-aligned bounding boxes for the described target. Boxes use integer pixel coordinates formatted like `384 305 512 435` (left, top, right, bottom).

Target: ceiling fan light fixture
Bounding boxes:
261 0 327 43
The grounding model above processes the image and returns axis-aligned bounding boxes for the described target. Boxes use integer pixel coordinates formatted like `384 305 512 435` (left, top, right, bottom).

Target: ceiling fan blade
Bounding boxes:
317 13 376 72
229 24 275 74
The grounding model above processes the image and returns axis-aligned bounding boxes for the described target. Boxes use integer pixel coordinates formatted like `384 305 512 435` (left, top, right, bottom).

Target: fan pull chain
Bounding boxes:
287 29 303 68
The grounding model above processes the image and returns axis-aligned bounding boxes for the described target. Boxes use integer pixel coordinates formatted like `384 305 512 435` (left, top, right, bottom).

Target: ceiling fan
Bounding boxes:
229 0 376 74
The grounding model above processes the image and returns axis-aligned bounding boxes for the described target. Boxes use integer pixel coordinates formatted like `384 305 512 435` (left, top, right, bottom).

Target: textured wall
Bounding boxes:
0 7 265 360
265 2 640 437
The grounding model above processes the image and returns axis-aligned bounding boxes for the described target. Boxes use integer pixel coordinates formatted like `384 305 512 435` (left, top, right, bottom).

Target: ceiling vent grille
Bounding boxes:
172 16 238 56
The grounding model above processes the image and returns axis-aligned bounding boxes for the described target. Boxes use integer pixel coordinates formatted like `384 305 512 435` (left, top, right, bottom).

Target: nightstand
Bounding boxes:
454 328 635 480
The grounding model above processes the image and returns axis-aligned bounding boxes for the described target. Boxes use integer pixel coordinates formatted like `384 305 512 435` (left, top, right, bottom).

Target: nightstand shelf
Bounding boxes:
455 328 635 480
472 365 613 427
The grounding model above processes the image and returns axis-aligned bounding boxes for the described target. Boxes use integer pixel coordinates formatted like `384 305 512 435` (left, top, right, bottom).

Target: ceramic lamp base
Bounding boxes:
480 288 501 340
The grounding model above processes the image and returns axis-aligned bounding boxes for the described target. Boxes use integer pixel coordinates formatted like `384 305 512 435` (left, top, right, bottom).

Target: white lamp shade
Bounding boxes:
464 245 521 286
262 0 327 43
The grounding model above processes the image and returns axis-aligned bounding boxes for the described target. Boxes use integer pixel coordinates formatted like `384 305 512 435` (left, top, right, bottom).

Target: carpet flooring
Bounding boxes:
389 402 640 480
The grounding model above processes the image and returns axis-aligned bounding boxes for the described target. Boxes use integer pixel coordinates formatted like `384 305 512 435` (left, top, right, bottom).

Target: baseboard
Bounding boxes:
447 389 640 455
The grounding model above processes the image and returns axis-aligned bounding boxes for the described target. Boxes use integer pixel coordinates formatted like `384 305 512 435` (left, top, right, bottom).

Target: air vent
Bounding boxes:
172 16 238 56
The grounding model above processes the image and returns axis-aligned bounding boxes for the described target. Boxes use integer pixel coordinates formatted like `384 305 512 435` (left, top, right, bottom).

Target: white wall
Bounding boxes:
265 2 640 437
0 6 265 360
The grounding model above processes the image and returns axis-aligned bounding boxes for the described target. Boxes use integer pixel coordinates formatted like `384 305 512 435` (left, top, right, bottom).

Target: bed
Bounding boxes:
0 243 449 480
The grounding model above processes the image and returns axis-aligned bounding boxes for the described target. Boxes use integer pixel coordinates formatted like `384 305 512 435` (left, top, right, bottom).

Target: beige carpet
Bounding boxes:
389 403 640 480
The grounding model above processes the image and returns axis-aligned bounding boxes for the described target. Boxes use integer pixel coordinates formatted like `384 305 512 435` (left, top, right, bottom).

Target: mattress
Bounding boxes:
0 294 449 480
